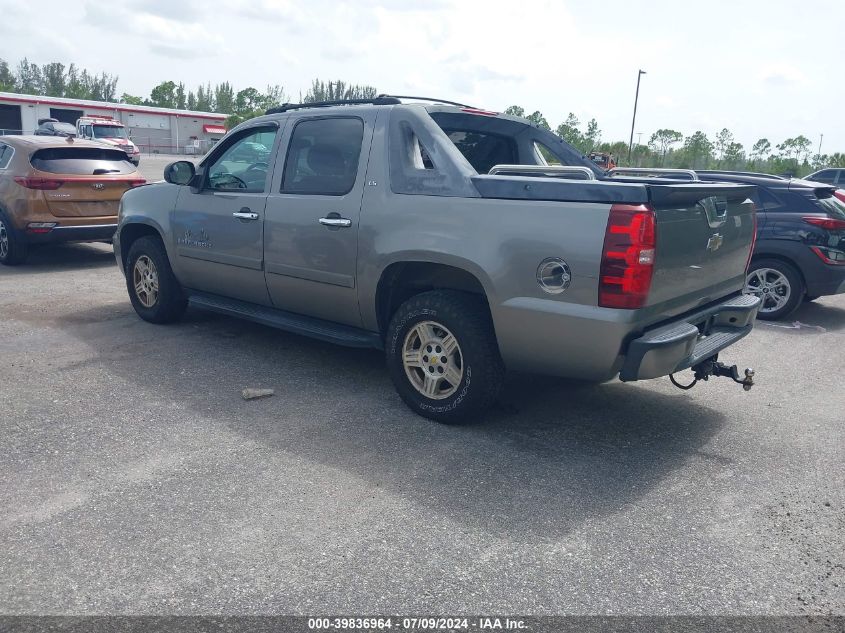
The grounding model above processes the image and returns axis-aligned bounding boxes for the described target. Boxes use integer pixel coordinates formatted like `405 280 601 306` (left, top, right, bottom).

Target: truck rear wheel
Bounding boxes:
125 236 187 324
386 290 504 424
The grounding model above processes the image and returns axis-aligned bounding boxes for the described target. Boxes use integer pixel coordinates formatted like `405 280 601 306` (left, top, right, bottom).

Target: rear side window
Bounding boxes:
445 130 517 174
754 188 785 211
0 144 12 169
282 118 364 195
31 147 135 175
809 170 835 183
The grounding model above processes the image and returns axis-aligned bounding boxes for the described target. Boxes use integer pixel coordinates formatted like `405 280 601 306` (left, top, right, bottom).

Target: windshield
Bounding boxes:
92 125 128 140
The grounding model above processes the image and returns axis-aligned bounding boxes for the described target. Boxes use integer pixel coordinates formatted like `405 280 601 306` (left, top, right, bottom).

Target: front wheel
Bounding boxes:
744 258 804 320
386 290 505 424
125 236 187 324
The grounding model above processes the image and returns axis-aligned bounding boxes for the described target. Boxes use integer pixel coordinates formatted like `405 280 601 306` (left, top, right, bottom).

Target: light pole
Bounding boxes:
818 133 824 159
627 69 646 164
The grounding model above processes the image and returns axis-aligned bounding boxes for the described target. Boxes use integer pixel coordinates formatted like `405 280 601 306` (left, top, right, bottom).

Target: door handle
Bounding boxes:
319 216 352 228
233 207 259 221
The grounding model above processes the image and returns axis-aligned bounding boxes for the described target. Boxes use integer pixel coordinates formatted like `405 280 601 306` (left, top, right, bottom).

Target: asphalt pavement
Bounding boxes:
0 238 842 615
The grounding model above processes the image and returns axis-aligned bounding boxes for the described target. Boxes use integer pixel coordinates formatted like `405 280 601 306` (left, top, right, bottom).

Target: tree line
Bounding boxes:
1 57 840 174
504 105 843 176
0 57 377 130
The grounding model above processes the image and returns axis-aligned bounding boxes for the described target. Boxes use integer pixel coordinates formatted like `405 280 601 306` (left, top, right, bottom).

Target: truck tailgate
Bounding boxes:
647 183 756 313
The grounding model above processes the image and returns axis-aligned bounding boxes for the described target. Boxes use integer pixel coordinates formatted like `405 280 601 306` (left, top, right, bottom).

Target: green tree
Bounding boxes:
681 131 713 169
555 113 582 147
16 58 43 94
723 141 745 169
235 87 263 115
648 129 683 166
214 81 235 113
120 93 144 105
750 138 771 165
526 111 550 130
195 84 212 111
714 128 735 166
0 59 16 91
148 80 177 108
303 79 378 102
64 64 85 98
582 118 601 152
176 82 186 109
186 90 197 111
41 62 65 97
504 105 525 117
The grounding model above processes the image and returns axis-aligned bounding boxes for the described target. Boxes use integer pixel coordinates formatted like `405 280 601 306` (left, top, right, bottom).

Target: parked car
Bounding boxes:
805 168 845 187
228 141 270 163
114 97 760 423
0 136 145 265
34 118 77 137
76 116 141 166
698 171 845 319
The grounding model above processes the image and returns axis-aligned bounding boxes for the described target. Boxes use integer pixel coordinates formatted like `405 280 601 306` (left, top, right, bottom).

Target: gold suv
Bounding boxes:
0 135 145 265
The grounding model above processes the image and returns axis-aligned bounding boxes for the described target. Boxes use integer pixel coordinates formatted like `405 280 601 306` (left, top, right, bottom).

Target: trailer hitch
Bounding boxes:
670 355 755 392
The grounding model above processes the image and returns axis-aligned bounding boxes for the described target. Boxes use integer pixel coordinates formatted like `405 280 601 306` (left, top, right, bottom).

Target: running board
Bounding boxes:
188 292 383 349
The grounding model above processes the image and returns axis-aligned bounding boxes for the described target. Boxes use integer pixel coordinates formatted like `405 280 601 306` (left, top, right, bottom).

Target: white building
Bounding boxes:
0 92 228 155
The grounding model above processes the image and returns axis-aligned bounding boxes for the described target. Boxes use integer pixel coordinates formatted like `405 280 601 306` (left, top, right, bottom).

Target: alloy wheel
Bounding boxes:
745 267 791 314
402 320 464 400
133 255 160 308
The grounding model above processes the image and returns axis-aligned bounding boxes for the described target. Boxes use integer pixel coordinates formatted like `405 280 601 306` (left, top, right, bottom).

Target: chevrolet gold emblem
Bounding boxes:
707 233 723 252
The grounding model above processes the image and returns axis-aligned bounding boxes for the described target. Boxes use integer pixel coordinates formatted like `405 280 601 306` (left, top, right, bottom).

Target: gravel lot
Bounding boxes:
0 211 843 614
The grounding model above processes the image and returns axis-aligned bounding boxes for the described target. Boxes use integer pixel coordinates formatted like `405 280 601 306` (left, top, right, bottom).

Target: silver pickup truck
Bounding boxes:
114 95 760 423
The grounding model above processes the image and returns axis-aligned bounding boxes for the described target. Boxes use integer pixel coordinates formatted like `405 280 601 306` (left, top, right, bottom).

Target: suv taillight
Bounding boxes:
803 216 845 230
599 204 656 309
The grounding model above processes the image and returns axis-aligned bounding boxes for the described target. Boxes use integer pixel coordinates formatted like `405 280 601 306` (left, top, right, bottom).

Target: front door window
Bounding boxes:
206 128 277 193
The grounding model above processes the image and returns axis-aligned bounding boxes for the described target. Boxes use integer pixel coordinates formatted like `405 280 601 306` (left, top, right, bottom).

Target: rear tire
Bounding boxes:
0 210 28 266
385 290 505 424
744 258 804 321
125 236 187 324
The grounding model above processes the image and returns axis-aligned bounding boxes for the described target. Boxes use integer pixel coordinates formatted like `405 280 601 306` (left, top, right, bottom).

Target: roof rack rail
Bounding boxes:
380 94 477 108
606 167 699 182
265 95 401 115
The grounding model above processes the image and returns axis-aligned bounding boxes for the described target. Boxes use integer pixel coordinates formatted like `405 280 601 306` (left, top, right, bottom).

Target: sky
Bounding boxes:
1 0 843 152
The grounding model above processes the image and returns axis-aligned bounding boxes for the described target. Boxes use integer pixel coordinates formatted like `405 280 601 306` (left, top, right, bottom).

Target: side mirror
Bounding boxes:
164 161 196 186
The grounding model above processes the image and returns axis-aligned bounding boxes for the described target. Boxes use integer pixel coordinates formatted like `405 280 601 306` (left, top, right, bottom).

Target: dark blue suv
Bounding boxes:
699 171 845 320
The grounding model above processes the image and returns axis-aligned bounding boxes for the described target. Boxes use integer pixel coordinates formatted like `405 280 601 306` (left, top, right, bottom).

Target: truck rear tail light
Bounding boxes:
599 204 656 309
14 177 64 190
802 216 845 230
810 246 845 265
26 222 57 234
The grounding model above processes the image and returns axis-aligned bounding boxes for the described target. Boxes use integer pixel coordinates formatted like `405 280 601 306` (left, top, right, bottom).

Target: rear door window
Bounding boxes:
444 130 517 174
30 147 135 175
282 117 364 195
0 144 13 169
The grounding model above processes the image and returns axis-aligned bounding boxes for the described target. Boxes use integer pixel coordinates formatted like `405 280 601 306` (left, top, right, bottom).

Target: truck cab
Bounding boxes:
76 116 141 166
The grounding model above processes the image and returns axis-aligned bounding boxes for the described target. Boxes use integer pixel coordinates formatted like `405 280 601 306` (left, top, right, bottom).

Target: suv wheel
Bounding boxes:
744 258 804 320
0 210 28 265
386 290 504 424
125 236 187 323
